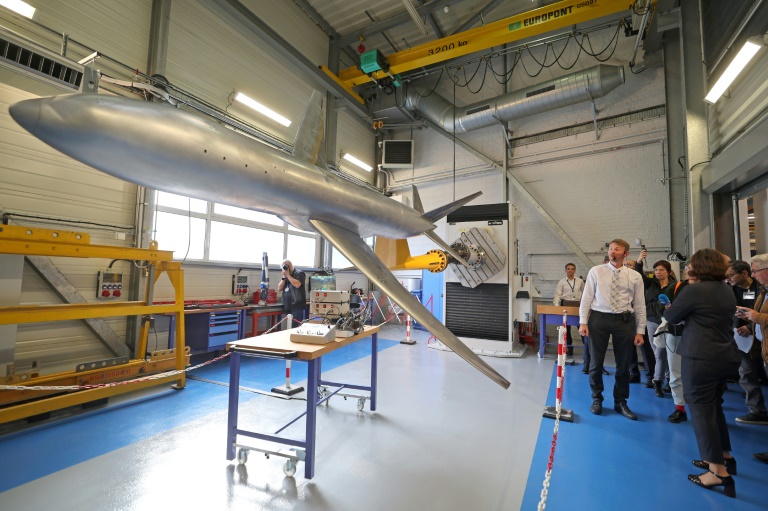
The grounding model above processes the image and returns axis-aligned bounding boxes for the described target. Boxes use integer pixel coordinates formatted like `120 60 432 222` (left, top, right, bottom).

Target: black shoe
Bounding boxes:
735 412 768 425
653 380 664 398
614 402 637 420
668 409 688 423
629 372 640 383
602 367 609 376
687 471 735 498
590 400 602 415
754 452 768 463
662 381 671 393
582 367 588 374
644 377 654 389
692 457 736 475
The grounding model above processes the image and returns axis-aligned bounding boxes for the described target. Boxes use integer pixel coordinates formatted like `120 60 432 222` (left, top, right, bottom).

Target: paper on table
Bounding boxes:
733 328 753 353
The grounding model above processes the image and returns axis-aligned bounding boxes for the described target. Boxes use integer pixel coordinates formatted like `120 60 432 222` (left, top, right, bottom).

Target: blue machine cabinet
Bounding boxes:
167 307 247 354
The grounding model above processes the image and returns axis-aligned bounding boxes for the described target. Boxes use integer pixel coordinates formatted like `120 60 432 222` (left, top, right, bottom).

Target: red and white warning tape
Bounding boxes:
0 315 293 392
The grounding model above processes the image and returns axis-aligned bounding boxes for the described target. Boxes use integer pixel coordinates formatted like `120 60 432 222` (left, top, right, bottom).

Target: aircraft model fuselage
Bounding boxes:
10 94 434 238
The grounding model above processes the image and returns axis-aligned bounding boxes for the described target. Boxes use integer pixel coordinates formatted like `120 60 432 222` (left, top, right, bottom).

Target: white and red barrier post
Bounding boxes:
401 314 416 345
271 313 304 396
538 311 575 509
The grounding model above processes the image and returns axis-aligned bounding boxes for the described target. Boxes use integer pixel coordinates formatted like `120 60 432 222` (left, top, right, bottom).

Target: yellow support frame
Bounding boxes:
0 225 187 424
338 0 641 87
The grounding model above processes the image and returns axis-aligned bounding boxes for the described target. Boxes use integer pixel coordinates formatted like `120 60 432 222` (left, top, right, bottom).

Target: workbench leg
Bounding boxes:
226 352 242 461
539 314 545 358
370 332 378 411
305 358 319 479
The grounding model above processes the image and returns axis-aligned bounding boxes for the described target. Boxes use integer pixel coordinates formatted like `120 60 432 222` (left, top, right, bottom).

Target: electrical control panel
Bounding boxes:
97 270 123 299
232 274 249 295
290 323 336 344
310 290 350 319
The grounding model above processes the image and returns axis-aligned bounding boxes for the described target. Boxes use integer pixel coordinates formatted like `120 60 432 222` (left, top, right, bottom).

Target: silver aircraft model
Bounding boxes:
10 90 510 389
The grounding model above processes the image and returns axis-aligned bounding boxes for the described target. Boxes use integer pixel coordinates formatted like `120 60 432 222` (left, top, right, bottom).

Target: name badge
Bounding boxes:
743 291 755 300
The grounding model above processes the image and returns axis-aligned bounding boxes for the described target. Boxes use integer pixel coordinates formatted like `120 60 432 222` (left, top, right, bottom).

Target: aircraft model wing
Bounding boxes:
309 219 510 390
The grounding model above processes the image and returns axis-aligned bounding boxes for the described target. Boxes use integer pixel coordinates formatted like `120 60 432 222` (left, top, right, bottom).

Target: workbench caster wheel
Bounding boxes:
237 448 248 465
283 459 297 477
357 398 365 411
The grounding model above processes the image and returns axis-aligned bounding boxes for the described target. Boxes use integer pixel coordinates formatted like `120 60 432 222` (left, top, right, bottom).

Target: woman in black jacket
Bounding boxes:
636 253 676 396
664 248 740 498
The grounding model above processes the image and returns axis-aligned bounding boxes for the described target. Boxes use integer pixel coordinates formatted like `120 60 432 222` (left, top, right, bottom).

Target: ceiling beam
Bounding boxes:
337 0 640 87
337 0 464 46
209 0 368 117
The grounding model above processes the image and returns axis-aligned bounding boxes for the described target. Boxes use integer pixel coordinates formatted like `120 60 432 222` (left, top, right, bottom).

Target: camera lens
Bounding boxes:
282 265 288 270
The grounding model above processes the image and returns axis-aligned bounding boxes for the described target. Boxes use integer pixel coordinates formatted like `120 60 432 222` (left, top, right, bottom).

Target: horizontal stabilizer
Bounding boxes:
422 191 482 224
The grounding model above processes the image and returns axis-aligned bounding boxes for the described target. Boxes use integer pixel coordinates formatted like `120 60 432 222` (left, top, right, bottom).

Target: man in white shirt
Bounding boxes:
579 239 647 420
553 263 584 357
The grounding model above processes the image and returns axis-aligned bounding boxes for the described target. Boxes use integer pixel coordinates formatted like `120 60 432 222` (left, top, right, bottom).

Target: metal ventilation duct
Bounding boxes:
404 65 625 133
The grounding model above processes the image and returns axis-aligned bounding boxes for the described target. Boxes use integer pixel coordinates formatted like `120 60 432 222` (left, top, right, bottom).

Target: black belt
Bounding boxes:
592 310 632 315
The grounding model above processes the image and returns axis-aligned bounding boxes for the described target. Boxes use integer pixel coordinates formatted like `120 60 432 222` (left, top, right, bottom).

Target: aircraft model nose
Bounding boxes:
9 98 42 134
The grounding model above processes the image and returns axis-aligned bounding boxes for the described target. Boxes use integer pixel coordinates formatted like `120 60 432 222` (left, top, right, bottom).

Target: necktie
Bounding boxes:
610 269 622 313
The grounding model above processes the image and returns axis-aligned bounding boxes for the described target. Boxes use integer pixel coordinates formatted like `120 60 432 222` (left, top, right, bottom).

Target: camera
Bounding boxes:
282 264 289 271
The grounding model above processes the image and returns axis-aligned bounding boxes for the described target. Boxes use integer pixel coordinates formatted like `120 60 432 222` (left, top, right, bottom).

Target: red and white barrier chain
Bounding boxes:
537 312 568 511
0 316 292 392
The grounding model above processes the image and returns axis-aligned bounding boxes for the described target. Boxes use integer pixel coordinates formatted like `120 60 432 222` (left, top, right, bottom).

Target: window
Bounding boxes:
331 237 373 270
209 222 284 264
153 193 318 266
214 203 283 226
154 212 206 260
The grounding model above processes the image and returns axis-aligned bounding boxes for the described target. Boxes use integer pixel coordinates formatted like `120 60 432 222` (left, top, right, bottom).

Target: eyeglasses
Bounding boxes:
725 273 737 278
752 268 768 275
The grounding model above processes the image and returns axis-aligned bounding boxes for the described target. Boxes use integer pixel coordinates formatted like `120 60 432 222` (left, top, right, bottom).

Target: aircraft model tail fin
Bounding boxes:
421 191 482 224
411 185 424 214
292 90 326 166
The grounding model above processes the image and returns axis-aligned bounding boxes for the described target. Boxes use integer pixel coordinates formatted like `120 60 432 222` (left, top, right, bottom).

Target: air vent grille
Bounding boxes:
382 140 414 169
0 35 82 89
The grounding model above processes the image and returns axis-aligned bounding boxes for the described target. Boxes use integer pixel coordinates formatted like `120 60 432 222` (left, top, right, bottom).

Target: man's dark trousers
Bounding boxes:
588 311 635 403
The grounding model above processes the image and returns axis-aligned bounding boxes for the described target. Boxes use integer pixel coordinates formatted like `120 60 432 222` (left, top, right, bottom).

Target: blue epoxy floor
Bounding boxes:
0 326 766 511
522 364 768 510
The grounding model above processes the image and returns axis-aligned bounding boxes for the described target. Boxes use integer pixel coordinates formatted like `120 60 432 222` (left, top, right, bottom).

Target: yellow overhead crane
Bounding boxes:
0 225 188 424
332 0 650 88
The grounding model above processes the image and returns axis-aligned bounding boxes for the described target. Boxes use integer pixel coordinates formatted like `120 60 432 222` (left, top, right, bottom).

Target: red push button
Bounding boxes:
113 290 121 297
102 290 110 297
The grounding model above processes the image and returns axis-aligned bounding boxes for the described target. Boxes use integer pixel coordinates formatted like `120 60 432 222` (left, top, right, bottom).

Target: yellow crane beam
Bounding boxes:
338 0 642 87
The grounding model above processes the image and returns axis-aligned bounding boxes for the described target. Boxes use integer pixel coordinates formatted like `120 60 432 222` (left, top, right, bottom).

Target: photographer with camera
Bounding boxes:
277 259 306 323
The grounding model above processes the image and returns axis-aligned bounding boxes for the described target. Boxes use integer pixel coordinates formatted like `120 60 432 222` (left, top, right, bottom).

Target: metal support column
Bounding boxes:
662 27 690 257
680 0 712 250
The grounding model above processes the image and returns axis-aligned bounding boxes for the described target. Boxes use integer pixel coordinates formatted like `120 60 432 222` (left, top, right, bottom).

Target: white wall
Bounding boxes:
387 26 671 300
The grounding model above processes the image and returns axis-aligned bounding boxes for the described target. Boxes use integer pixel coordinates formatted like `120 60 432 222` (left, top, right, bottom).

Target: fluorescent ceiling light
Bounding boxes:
401 0 428 36
342 153 373 172
705 39 763 104
0 0 36 18
234 92 291 127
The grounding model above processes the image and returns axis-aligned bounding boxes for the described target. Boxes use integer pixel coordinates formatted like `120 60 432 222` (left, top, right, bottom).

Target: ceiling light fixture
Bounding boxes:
705 36 765 104
234 92 291 127
401 0 429 36
342 153 373 172
0 0 36 18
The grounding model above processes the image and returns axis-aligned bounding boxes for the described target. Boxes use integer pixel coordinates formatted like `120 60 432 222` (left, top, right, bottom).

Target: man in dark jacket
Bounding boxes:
278 259 306 323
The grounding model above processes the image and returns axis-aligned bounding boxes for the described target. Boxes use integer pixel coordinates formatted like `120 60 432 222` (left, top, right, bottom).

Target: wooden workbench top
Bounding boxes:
227 324 380 360
536 305 580 315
